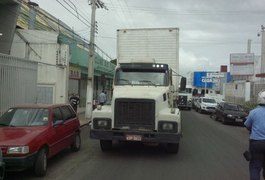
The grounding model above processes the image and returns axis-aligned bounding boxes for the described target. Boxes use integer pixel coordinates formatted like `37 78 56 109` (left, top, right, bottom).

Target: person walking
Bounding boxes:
244 91 265 180
98 90 107 106
69 93 80 112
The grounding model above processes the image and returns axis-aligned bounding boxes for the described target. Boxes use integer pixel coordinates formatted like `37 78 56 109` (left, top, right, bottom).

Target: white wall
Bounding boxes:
10 30 69 104
224 81 251 103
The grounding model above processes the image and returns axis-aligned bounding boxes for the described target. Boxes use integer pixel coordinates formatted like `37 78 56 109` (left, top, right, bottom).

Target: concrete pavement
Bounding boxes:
77 107 91 127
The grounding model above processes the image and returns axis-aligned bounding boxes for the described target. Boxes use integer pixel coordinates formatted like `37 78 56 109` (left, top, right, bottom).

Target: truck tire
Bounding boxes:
34 148 47 177
167 143 179 154
100 140 112 152
71 133 81 152
199 108 202 114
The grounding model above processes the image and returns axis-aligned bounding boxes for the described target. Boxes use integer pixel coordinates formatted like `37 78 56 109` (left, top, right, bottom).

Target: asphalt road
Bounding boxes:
5 110 250 180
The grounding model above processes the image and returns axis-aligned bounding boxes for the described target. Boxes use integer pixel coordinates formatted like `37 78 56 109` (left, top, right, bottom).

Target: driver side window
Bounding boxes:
52 108 63 124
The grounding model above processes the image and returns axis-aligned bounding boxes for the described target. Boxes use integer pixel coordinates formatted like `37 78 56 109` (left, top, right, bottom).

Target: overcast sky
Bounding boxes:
33 0 265 76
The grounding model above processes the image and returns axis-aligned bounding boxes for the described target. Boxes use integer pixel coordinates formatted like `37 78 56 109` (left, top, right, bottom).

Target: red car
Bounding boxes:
0 104 81 177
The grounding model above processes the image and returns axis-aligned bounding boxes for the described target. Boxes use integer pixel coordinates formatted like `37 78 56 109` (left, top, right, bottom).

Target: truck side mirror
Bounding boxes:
180 77 186 91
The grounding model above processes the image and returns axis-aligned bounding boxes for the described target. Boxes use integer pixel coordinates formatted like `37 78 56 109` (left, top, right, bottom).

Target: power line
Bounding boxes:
55 0 91 27
117 0 132 28
4 1 113 60
121 0 135 27
106 4 265 16
108 0 127 28
62 0 92 27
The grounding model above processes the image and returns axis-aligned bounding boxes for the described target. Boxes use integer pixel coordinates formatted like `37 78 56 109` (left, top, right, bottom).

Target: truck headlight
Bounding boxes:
7 146 29 154
158 121 178 133
93 118 111 130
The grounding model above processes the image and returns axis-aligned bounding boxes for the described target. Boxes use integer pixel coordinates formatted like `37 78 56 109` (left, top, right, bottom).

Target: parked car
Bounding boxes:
196 97 217 114
191 97 199 110
0 104 81 177
0 148 4 180
214 102 248 125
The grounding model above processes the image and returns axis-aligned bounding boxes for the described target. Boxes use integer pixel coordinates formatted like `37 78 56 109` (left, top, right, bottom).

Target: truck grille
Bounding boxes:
114 99 155 130
177 95 187 105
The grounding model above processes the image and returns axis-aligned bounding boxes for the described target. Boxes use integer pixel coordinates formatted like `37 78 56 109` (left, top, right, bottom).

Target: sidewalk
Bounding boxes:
77 107 91 127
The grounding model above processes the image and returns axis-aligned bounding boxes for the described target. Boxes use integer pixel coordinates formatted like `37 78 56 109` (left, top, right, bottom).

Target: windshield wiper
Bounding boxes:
139 80 156 86
117 78 131 85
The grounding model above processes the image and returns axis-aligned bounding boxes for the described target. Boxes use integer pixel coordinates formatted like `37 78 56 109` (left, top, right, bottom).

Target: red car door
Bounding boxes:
49 107 67 156
60 106 78 147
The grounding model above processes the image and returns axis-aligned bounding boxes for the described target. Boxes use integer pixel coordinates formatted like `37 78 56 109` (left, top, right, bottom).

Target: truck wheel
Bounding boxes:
199 108 202 114
34 148 47 177
167 143 179 154
71 133 81 152
100 140 112 151
188 107 191 111
195 107 198 112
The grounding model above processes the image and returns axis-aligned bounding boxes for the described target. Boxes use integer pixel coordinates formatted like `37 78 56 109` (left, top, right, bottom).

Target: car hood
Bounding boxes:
224 110 248 117
0 126 48 146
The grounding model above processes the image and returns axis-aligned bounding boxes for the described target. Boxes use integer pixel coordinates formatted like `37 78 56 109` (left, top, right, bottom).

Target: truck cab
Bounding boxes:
90 62 182 153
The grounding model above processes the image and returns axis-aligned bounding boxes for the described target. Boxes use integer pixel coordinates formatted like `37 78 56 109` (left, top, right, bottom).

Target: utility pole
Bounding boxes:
85 0 107 119
85 0 96 119
261 25 265 74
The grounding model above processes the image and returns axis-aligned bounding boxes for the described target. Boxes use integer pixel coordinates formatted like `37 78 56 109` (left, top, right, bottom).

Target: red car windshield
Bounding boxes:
0 108 49 127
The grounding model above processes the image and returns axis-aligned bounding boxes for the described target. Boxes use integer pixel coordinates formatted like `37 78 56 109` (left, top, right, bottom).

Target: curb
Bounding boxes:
80 121 91 128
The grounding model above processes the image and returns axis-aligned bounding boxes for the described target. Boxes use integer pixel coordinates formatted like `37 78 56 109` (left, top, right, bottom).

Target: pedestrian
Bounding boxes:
244 91 265 180
69 93 80 112
98 90 106 106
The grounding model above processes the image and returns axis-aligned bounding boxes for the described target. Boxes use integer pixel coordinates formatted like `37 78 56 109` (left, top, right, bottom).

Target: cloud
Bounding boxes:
33 0 265 75
179 48 219 75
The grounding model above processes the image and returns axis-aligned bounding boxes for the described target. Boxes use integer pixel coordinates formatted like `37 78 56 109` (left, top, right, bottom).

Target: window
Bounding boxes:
60 106 73 121
115 68 169 86
0 108 49 127
202 98 216 103
52 108 63 123
67 105 77 119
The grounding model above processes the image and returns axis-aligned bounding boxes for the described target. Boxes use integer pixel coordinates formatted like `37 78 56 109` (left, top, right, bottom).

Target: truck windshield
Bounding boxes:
115 69 168 86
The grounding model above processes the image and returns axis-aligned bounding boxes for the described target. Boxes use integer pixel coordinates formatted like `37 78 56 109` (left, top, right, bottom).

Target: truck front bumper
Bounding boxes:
90 129 182 143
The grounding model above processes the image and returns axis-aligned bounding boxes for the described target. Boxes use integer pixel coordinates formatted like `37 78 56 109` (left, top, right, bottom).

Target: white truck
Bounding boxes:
90 28 182 153
177 92 192 110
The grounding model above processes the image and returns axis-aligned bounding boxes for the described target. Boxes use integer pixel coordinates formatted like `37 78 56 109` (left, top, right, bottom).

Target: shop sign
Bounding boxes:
69 66 81 80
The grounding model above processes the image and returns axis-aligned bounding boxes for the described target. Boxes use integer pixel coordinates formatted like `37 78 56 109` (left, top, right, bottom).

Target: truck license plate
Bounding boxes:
125 135 142 141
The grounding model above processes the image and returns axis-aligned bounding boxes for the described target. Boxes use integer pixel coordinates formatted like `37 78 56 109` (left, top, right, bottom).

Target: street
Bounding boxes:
5 110 249 180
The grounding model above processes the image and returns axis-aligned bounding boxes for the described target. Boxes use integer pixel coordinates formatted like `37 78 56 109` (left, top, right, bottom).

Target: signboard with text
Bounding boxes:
206 72 224 78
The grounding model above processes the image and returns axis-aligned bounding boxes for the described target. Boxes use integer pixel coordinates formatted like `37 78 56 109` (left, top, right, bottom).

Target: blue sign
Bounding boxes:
193 72 213 88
